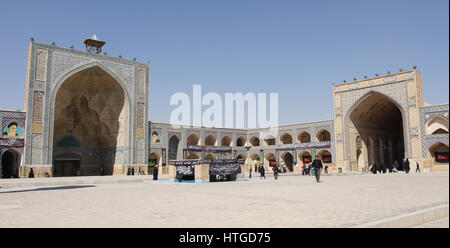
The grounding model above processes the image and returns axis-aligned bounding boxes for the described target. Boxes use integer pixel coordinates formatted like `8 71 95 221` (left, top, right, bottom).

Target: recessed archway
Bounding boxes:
205 153 216 159
264 152 276 167
187 152 200 159
187 134 200 146
429 142 449 165
1 149 21 178
280 152 294 172
249 136 260 146
348 92 405 167
52 65 129 176
317 150 332 164
280 133 293 144
168 135 180 160
148 152 160 166
236 136 246 147
263 135 276 146
221 136 232 147
426 116 449 135
316 130 331 142
299 151 312 164
205 135 217 146
298 131 311 143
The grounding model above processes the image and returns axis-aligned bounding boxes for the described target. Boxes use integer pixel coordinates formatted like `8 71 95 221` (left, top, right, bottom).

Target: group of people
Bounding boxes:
369 158 421 174
249 162 266 179
301 160 328 177
126 165 159 180
250 155 325 183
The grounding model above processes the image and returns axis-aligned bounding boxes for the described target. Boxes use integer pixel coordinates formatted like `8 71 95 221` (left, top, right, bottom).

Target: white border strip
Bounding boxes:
354 203 449 228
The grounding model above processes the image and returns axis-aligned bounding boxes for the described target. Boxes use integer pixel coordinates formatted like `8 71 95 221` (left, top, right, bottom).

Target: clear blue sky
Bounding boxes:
0 0 448 125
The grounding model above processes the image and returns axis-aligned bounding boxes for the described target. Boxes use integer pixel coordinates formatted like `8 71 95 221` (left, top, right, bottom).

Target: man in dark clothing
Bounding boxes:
272 163 279 180
312 155 323 183
404 159 410 173
416 162 421 173
153 165 159 180
260 165 265 179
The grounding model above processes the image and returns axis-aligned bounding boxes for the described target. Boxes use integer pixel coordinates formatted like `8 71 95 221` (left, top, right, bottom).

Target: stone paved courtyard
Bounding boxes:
0 172 448 228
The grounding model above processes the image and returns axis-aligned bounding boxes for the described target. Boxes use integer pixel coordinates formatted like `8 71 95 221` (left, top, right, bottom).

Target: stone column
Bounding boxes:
168 165 176 180
387 139 393 166
195 163 210 182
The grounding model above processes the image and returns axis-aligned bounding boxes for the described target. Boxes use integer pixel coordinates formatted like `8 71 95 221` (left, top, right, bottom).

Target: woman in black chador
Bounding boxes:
153 165 159 180
404 159 410 174
28 168 35 178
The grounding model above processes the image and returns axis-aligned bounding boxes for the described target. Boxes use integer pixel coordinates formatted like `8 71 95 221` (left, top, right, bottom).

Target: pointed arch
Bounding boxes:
50 64 130 176
280 133 293 144
298 131 311 143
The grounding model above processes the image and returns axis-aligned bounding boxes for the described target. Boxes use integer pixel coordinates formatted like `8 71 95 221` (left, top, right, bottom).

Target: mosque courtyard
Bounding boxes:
0 172 448 228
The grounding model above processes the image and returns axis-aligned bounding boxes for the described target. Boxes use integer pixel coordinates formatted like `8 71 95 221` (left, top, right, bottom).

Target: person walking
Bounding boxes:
393 160 399 172
273 163 279 180
312 155 323 183
416 162 421 173
324 165 329 174
404 158 410 174
153 165 159 180
260 165 266 179
249 168 252 178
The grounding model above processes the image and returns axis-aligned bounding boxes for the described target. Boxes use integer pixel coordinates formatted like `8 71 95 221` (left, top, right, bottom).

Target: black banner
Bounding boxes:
187 145 232 153
278 141 331 151
176 164 194 177
170 159 244 177
169 159 245 166
209 161 242 176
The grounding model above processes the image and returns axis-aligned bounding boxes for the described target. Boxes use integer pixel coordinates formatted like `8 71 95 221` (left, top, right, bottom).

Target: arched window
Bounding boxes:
221 136 232 146
187 134 200 146
205 135 217 146
280 133 293 144
236 136 246 147
317 130 331 142
298 132 311 143
249 136 260 146
426 116 449 135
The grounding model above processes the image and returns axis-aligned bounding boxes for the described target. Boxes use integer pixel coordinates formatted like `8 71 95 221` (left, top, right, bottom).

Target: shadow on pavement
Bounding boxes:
0 185 96 194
